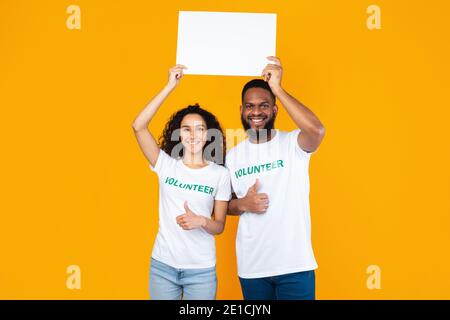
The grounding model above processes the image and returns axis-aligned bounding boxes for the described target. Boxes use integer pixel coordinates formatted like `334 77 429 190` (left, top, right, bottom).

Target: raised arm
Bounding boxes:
132 65 187 166
262 56 325 153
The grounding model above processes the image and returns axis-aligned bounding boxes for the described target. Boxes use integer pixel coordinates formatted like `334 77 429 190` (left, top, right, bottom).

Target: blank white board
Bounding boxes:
176 11 277 76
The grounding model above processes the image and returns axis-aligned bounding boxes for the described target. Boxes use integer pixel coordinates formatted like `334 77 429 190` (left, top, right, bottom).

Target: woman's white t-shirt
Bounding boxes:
149 150 231 269
225 129 318 279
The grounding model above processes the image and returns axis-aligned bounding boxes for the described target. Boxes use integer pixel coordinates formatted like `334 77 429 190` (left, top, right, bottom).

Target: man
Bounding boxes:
225 56 325 300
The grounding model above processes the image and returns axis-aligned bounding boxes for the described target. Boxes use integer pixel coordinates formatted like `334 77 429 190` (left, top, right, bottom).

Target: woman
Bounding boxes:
132 65 231 300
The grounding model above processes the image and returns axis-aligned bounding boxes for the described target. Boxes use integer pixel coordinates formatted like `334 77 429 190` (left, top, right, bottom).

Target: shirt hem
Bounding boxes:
152 255 216 270
238 265 318 279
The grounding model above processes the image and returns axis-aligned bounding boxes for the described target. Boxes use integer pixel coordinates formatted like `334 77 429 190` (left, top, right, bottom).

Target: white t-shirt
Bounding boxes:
225 129 318 279
150 150 231 269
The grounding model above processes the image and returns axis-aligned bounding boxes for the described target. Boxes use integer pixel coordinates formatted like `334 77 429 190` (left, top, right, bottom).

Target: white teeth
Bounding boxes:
250 118 264 123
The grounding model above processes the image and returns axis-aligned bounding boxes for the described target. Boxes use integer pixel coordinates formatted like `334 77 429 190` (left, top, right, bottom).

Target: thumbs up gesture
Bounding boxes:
241 179 269 214
176 201 207 230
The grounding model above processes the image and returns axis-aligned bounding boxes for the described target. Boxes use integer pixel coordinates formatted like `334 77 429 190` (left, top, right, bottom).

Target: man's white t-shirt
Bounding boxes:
225 129 318 279
150 150 231 269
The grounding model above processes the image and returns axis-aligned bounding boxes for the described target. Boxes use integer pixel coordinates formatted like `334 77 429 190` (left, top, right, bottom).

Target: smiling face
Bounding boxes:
180 113 208 155
241 87 278 132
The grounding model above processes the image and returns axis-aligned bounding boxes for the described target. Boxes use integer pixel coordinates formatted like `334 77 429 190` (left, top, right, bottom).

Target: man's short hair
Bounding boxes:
241 79 276 104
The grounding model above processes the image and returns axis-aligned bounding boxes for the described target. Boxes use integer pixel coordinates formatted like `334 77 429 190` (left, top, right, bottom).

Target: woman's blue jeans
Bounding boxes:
149 258 217 300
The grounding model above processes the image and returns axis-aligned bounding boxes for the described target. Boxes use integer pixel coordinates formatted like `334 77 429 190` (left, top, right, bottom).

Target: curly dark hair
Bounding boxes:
158 103 226 165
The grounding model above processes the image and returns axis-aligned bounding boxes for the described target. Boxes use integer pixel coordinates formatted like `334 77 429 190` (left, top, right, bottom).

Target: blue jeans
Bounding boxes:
239 270 315 300
149 258 217 300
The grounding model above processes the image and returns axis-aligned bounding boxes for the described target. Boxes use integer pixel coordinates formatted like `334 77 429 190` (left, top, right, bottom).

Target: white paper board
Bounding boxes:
176 11 277 76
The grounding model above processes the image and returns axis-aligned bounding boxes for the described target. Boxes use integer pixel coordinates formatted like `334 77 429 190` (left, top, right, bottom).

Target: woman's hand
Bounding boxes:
132 65 188 166
176 201 207 230
167 64 187 90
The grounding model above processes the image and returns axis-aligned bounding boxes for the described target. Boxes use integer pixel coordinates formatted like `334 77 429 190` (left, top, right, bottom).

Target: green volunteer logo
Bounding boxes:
234 160 284 179
164 177 214 195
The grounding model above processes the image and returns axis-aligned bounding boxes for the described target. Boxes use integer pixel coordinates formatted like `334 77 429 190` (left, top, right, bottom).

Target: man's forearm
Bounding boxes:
227 198 244 216
273 86 324 134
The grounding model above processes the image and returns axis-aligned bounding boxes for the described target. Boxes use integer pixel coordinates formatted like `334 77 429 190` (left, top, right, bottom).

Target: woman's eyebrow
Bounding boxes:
181 124 206 128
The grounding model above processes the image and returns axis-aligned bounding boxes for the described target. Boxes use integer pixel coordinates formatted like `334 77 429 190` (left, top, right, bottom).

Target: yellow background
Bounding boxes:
1 0 449 299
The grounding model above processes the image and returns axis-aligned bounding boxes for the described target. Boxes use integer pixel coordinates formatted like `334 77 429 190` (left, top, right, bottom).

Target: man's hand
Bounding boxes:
176 201 207 230
262 56 326 153
167 64 187 90
240 179 269 214
262 56 283 92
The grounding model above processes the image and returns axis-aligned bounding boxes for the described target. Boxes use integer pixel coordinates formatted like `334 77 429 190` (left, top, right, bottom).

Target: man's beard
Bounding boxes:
241 113 276 142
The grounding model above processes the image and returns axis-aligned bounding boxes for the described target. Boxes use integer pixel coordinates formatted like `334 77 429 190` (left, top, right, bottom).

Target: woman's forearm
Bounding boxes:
201 217 225 235
132 84 174 131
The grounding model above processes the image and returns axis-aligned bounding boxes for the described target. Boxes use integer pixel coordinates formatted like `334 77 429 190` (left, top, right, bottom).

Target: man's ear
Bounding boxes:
240 105 243 113
273 104 278 116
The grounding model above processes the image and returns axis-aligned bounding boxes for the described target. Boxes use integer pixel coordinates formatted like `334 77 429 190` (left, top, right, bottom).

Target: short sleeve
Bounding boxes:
224 150 231 169
289 129 315 159
149 149 177 176
215 168 232 201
